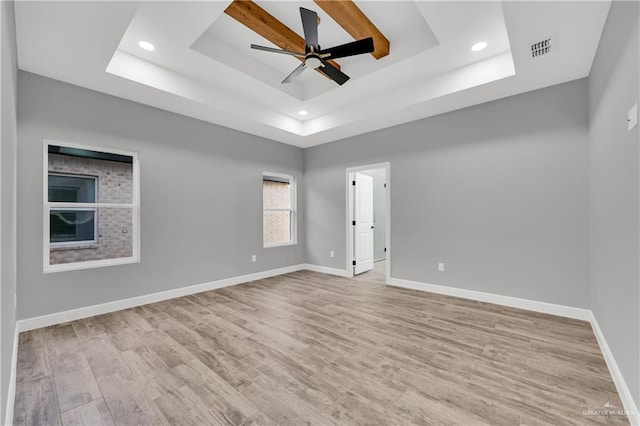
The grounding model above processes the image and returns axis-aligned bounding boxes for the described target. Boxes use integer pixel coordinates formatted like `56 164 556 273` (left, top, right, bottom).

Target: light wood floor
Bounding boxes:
13 261 629 425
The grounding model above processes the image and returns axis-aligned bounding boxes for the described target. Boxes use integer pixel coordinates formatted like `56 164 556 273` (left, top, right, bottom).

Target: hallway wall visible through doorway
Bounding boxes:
362 169 387 262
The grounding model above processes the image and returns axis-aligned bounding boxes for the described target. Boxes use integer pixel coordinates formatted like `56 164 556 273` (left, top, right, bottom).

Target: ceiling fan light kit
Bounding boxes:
250 7 375 86
305 56 322 69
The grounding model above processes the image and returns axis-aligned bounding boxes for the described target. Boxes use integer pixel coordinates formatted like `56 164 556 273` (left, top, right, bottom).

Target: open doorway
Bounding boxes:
346 163 390 282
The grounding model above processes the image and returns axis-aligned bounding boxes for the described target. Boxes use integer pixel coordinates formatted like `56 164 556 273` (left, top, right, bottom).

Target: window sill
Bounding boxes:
44 256 140 273
50 244 99 251
264 241 297 248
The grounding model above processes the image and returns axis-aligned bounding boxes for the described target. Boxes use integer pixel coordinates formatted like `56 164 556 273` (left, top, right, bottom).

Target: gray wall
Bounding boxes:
17 71 305 319
371 173 386 261
305 79 590 308
589 0 640 405
1 0 18 422
7 2 639 413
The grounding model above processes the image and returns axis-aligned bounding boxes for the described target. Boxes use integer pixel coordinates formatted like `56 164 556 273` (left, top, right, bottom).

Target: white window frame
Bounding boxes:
263 172 297 248
44 140 141 273
48 173 98 247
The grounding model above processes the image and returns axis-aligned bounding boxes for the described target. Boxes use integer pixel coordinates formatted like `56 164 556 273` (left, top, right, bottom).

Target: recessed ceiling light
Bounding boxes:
138 41 155 52
298 110 308 116
471 41 487 52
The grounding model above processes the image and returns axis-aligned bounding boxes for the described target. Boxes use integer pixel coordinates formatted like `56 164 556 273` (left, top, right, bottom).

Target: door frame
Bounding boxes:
345 162 391 282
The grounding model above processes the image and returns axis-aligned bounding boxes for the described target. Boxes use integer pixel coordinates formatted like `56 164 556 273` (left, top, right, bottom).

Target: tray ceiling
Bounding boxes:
14 1 611 148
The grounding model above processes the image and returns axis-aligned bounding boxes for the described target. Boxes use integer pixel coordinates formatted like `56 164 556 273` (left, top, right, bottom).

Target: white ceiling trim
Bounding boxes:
105 0 513 146
14 1 611 148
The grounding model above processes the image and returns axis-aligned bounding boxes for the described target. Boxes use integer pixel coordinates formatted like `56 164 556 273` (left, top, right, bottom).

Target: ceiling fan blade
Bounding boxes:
251 44 305 57
319 59 350 85
320 37 374 60
300 7 319 49
282 62 307 84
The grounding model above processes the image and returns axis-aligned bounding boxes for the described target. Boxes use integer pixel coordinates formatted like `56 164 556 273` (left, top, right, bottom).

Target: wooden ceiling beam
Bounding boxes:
313 0 390 59
224 0 341 76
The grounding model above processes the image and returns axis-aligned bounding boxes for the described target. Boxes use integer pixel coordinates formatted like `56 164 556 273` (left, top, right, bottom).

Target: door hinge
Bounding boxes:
352 220 356 226
352 180 356 186
384 247 387 252
384 183 387 188
352 260 356 266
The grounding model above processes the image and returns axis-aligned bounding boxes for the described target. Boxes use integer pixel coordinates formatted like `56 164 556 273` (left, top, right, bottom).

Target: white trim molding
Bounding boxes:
302 264 351 278
10 266 638 426
43 139 141 274
387 275 638 425
589 313 640 426
345 162 391 281
4 325 18 426
262 171 297 248
387 276 592 320
17 264 352 332
18 264 305 332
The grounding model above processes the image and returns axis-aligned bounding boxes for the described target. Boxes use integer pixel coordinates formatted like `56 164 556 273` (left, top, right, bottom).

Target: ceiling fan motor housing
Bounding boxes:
305 56 322 69
250 7 374 85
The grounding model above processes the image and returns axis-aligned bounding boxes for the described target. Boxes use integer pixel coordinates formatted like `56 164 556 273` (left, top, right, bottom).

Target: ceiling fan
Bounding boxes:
250 7 374 86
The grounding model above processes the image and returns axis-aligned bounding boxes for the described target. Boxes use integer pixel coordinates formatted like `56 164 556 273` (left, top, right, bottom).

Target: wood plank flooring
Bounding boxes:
13 262 629 425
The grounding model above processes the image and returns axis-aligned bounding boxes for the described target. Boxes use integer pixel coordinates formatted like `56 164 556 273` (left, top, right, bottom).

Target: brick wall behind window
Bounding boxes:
263 180 291 244
49 153 133 264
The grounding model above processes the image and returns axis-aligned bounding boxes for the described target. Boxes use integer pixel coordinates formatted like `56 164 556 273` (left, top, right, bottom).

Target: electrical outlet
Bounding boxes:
438 262 445 272
330 251 335 258
251 255 257 263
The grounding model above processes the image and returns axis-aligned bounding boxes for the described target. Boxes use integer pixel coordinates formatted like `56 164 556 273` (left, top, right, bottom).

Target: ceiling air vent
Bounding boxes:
530 37 554 58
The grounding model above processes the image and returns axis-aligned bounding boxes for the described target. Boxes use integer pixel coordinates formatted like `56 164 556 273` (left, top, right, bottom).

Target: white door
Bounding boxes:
353 172 374 275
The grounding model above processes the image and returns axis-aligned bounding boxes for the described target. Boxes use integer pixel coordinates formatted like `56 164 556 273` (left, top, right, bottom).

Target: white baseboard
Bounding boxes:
302 264 351 277
387 276 592 321
17 264 305 332
10 266 637 426
4 325 18 426
589 313 639 426
387 276 638 425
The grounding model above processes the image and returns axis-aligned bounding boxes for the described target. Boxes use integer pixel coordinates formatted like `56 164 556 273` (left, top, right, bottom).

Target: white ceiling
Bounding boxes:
14 1 610 148
192 2 440 101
